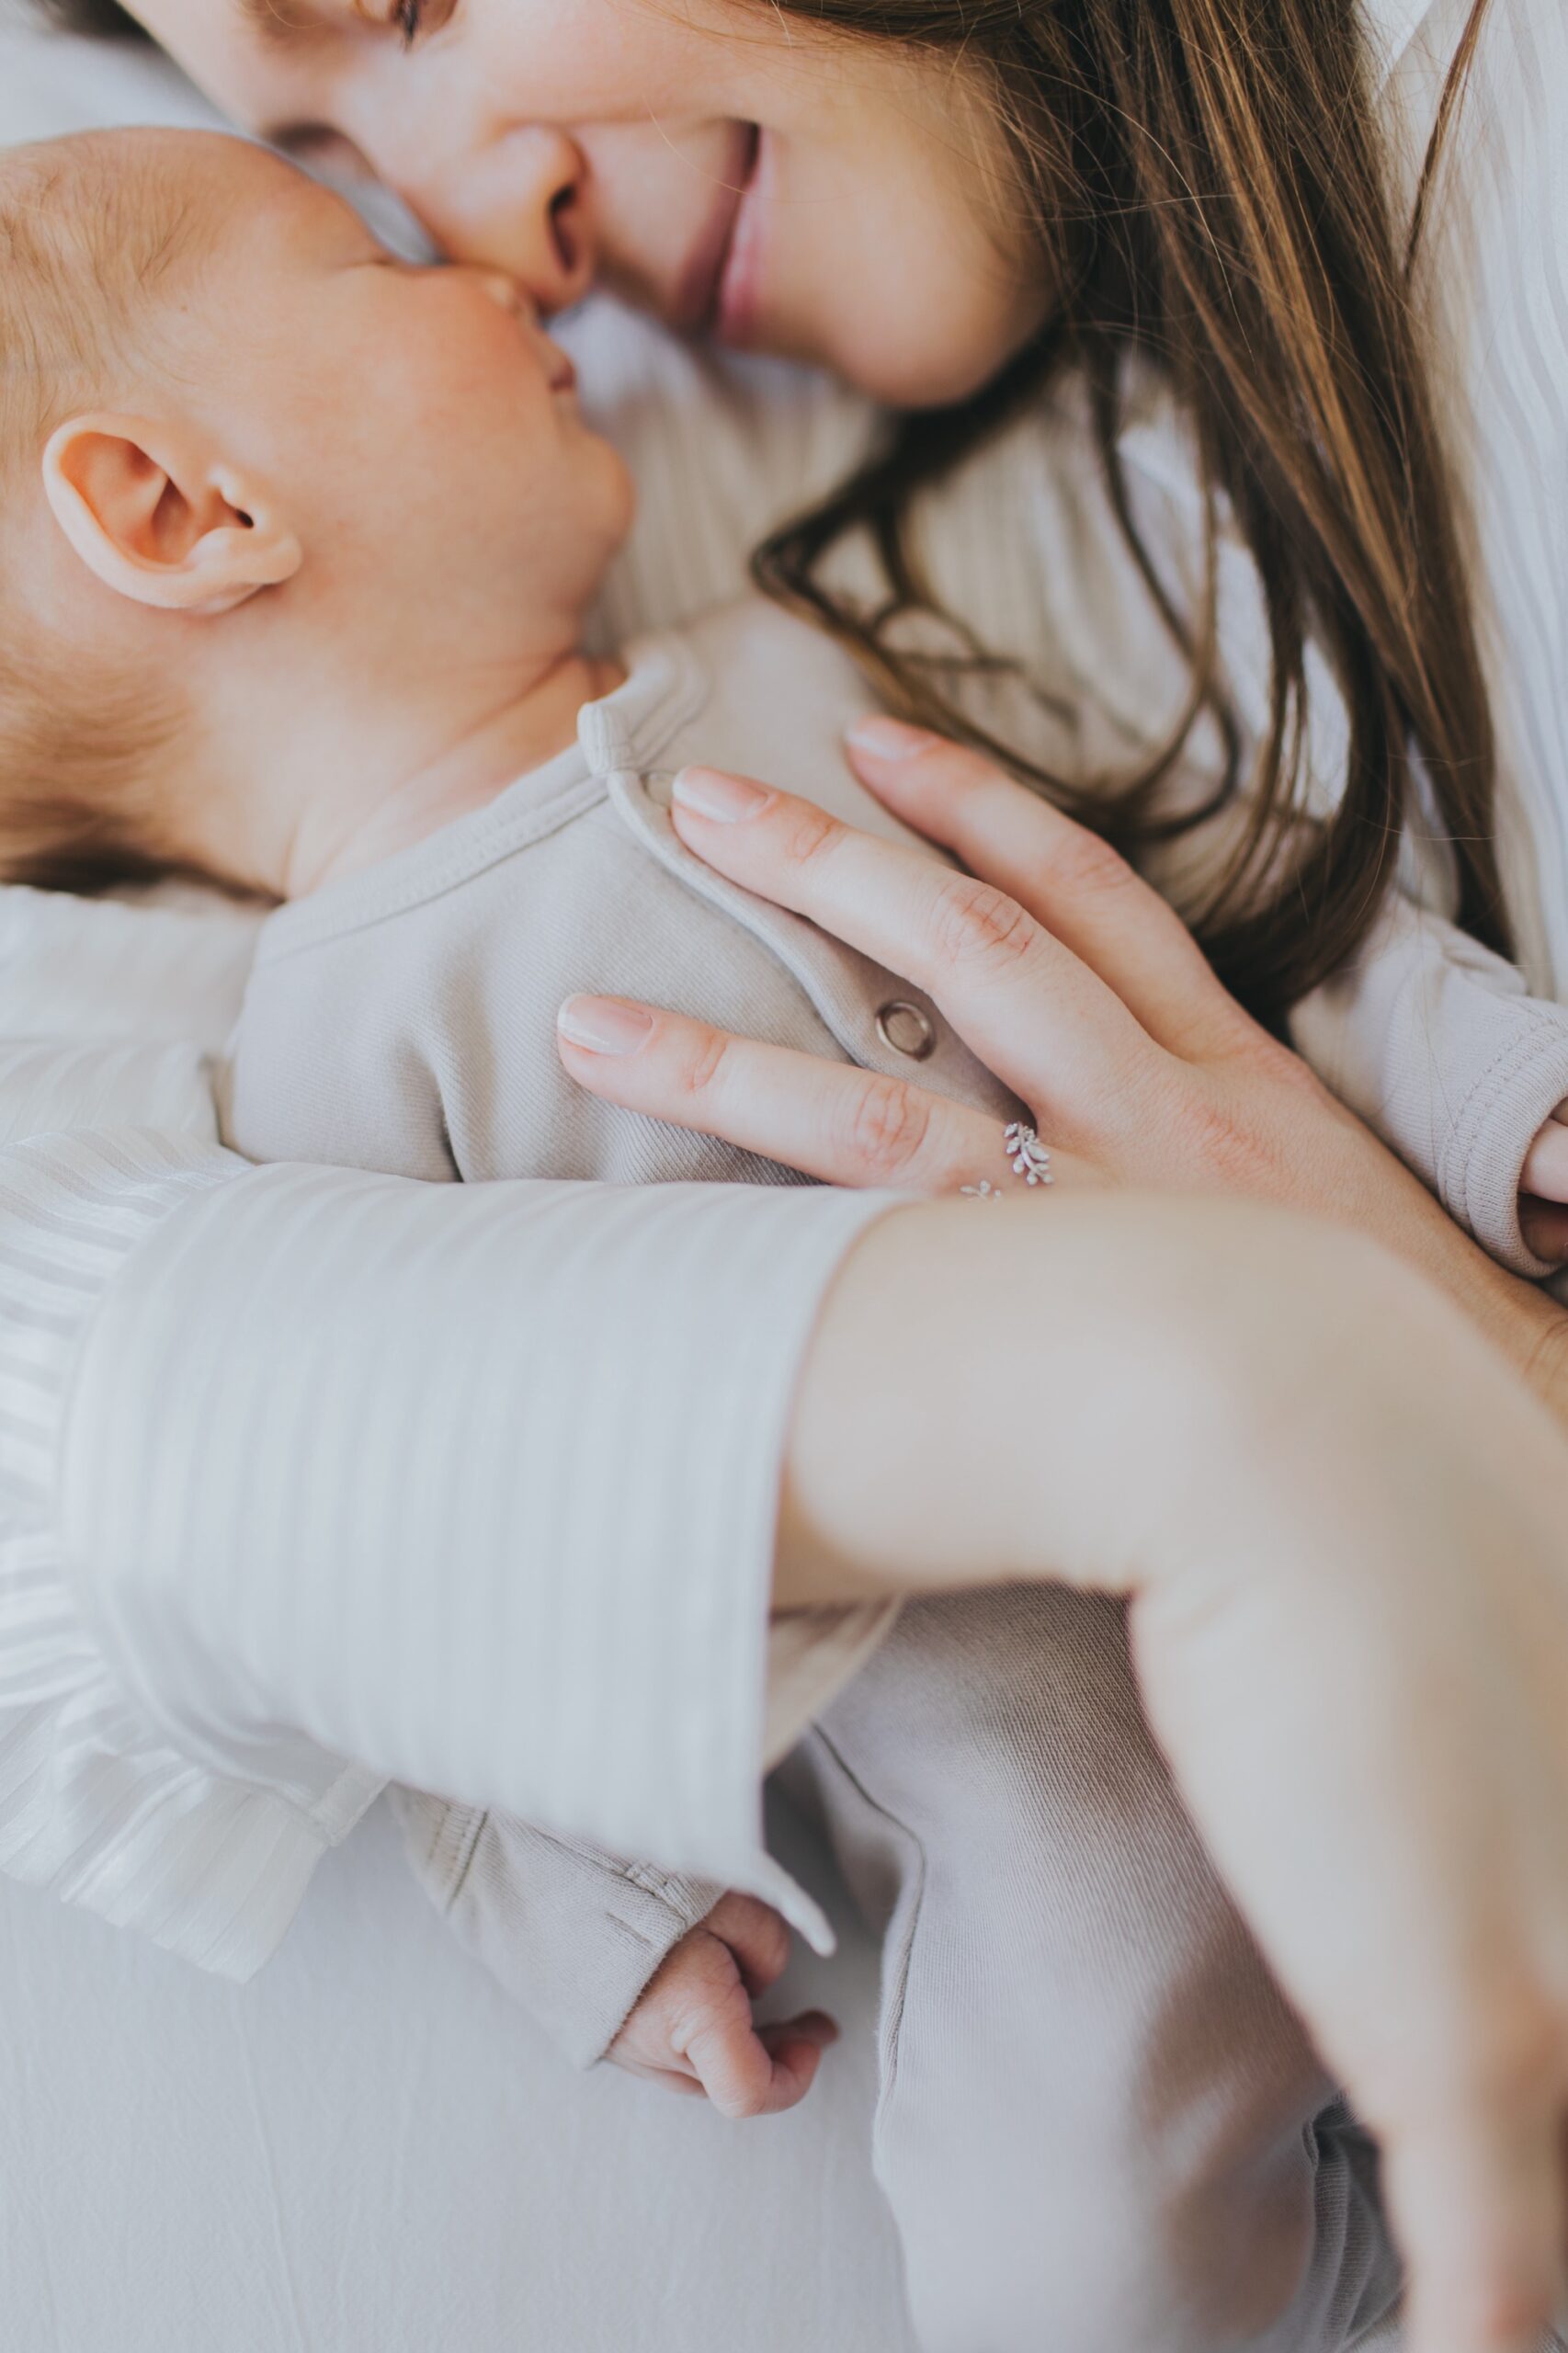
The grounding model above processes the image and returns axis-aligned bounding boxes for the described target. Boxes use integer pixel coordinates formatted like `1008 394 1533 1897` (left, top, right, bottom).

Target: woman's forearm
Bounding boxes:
775 1194 1233 1611
775 1192 1324 1613
781 1190 1568 2353
775 1188 1568 1612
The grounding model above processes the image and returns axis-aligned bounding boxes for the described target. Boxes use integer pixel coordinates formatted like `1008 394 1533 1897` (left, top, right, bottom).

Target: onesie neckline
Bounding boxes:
256 630 710 964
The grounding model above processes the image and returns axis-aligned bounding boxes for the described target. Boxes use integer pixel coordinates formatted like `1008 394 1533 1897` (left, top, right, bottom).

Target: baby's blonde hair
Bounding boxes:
1 131 199 891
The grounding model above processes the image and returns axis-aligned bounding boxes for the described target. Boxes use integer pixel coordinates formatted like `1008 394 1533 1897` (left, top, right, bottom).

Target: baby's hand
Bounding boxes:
1521 1104 1568 1260
607 1891 837 2118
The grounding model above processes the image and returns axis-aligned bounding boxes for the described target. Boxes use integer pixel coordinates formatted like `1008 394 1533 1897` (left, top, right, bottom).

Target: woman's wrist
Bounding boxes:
1324 1128 1568 1421
1415 1232 1568 1411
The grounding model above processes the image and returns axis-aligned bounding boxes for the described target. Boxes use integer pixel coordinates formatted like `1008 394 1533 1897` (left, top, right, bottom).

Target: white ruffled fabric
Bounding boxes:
0 1127 380 1975
0 883 356 1972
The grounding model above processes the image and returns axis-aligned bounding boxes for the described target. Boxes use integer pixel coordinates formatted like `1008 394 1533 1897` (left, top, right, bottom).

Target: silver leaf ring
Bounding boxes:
961 1120 1053 1197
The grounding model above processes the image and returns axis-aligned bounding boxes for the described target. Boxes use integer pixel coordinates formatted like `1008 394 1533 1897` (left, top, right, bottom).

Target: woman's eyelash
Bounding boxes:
390 0 458 47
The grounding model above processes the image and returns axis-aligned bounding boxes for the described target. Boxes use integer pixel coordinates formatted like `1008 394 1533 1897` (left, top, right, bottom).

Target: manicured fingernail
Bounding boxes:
672 767 771 822
846 716 938 760
557 995 654 1054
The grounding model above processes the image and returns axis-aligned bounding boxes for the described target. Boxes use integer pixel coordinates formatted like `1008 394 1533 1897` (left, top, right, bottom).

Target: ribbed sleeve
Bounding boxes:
1292 901 1568 1279
392 1788 726 2068
0 1128 375 1976
48 1153 896 1966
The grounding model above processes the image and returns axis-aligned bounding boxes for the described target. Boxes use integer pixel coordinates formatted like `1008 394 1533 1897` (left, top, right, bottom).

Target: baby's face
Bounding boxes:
148 131 633 631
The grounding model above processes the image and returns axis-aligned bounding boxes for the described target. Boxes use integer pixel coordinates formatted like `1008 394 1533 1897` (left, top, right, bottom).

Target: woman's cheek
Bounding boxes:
799 175 1043 406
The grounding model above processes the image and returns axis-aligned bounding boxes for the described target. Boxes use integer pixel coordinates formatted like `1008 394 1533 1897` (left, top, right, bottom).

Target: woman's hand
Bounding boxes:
557 721 1568 1407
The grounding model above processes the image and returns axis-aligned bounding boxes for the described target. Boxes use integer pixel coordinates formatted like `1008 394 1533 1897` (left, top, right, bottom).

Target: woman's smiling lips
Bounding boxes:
712 124 768 347
670 121 763 335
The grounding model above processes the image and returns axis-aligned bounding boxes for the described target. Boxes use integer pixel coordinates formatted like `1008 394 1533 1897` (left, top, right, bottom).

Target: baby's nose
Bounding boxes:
475 268 535 322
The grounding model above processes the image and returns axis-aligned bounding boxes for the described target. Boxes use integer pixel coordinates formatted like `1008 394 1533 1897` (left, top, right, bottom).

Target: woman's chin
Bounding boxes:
820 330 1027 412
755 290 1049 409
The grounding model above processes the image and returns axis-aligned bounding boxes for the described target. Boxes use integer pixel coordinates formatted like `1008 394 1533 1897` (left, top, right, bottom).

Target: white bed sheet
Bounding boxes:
0 1794 916 2352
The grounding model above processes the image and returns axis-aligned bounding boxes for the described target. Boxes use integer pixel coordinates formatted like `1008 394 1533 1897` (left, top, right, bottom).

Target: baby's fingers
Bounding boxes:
755 2014 840 2111
702 1891 791 1996
686 2004 836 2120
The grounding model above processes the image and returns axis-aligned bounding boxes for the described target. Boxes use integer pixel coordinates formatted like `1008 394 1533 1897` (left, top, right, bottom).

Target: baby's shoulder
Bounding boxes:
663 597 873 748
635 596 931 853
630 596 882 821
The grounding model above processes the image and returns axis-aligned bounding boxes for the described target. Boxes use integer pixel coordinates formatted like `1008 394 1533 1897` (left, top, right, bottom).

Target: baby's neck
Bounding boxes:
278 646 627 901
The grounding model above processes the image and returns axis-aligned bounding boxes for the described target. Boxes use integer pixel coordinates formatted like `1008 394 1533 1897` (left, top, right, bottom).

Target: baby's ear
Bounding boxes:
41 414 301 615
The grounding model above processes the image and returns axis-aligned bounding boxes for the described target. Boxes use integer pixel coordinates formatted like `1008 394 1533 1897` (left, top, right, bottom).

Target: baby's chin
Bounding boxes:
581 437 638 554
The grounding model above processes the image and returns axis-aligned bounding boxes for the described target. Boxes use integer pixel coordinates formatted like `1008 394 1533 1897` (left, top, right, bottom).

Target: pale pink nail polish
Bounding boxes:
672 767 771 821
846 716 939 760
557 995 655 1054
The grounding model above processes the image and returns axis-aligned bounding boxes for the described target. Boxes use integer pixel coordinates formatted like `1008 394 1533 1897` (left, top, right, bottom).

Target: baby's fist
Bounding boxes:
607 1891 837 2119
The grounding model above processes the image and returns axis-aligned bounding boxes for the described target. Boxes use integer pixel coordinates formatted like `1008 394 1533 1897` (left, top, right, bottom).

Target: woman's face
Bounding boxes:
124 0 1050 406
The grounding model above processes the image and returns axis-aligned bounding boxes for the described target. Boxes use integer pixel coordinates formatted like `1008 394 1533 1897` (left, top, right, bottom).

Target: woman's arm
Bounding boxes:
782 1191 1568 2353
555 748 1568 2346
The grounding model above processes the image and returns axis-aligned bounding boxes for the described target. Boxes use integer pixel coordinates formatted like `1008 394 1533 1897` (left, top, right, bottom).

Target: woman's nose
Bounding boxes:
399 127 596 313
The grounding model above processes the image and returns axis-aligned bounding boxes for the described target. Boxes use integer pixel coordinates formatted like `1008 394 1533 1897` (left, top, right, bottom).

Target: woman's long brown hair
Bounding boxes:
56 0 1500 1024
752 0 1502 1028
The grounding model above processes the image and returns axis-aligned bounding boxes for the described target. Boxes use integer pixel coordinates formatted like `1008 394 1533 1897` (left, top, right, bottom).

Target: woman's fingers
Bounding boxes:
842 720 1257 1064
1518 1116 1568 1260
1520 1198 1568 1264
1523 1115 1568 1203
557 994 1088 1193
668 765 1158 1136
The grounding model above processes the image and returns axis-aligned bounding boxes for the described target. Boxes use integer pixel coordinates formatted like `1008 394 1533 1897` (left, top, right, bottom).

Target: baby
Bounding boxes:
10 123 1568 2117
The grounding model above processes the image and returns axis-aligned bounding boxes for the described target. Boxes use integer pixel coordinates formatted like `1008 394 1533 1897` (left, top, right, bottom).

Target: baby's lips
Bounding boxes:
540 335 577 393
